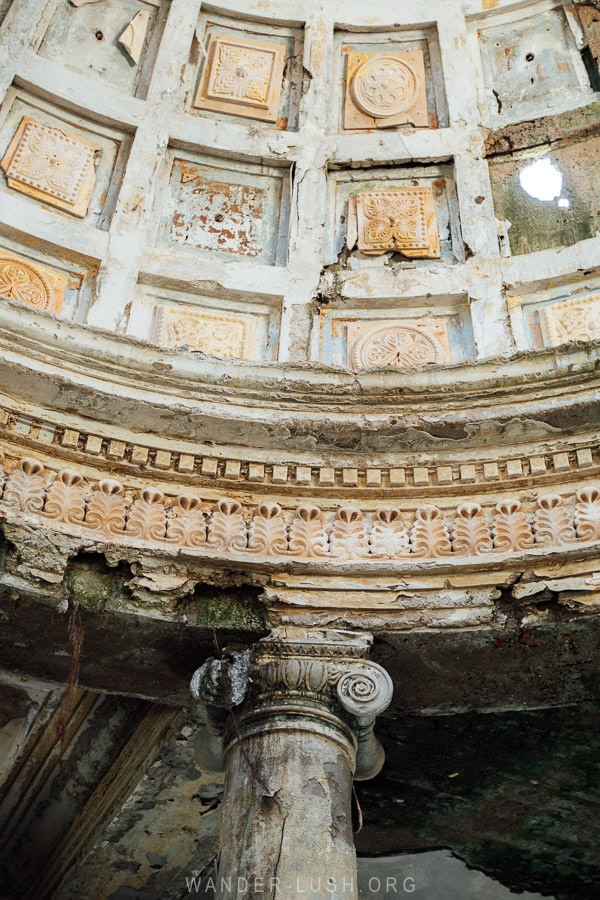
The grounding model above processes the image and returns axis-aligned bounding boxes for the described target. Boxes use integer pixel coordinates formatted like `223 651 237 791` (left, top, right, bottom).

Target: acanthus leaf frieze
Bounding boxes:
1 453 599 567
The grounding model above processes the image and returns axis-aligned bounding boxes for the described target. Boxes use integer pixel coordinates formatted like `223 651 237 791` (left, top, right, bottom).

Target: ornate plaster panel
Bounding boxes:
539 295 600 347
347 187 441 258
344 50 428 130
194 32 286 123
154 306 257 360
347 319 449 370
0 251 67 313
0 117 99 217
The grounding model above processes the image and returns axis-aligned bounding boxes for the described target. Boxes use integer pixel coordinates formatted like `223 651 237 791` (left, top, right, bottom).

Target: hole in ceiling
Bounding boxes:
519 158 567 205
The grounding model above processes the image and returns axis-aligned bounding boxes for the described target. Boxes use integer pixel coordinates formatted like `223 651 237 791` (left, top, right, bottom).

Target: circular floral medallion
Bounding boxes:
351 324 445 370
0 255 54 310
351 55 420 118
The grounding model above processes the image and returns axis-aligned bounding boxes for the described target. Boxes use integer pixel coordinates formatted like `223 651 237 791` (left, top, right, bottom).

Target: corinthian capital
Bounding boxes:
190 626 393 779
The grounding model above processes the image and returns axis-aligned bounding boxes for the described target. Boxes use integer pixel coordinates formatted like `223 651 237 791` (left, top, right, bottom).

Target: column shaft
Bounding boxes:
218 710 357 899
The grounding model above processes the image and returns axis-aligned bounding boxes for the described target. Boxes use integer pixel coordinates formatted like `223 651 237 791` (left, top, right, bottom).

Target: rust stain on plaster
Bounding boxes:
168 160 265 258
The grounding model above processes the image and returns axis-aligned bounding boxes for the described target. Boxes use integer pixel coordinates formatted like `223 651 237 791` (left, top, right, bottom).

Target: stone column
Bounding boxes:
191 627 393 900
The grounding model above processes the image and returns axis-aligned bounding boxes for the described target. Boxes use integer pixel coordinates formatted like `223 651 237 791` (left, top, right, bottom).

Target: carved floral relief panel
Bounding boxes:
128 283 279 360
154 306 257 360
0 251 68 313
194 32 286 122
347 318 449 370
159 157 287 264
539 295 600 347
0 117 100 217
344 50 428 130
329 166 457 268
347 187 441 258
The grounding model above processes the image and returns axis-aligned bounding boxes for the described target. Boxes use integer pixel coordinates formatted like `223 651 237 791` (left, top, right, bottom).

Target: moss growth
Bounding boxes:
67 557 127 614
183 584 268 632
64 554 266 631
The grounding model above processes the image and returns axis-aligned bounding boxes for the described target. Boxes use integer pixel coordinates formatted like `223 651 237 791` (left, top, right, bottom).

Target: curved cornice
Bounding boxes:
1 304 600 453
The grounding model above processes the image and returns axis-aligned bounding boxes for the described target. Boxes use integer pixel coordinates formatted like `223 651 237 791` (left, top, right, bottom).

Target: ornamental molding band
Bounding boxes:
154 306 257 359
344 50 428 130
540 295 600 347
194 32 286 122
347 188 441 257
0 252 67 313
0 400 598 489
1 454 599 565
191 627 393 779
0 117 99 217
347 319 449 370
